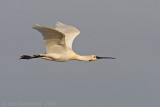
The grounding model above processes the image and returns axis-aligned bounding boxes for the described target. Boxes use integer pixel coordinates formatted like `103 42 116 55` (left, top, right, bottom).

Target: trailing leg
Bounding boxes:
20 55 42 60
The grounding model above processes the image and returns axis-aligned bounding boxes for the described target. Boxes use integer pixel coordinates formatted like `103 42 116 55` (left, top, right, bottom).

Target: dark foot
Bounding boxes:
20 54 43 60
20 55 33 60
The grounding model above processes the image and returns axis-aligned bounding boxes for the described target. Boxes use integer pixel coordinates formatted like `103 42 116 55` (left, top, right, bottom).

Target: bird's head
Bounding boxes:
88 55 116 61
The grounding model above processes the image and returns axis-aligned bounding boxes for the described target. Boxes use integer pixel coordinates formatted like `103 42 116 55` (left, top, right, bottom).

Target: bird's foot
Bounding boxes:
20 54 44 60
20 55 32 60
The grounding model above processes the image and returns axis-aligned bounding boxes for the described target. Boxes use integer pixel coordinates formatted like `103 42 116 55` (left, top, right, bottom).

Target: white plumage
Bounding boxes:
20 22 115 62
55 22 80 49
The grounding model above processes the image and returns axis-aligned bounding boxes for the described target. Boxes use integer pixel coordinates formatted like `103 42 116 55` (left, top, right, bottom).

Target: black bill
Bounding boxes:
96 56 116 59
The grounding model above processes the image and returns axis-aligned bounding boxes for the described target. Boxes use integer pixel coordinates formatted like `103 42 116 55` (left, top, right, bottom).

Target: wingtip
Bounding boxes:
56 21 62 24
56 21 64 26
32 24 42 29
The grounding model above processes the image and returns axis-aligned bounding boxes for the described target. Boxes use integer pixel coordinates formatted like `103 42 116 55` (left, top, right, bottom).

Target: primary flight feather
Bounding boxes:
20 22 115 62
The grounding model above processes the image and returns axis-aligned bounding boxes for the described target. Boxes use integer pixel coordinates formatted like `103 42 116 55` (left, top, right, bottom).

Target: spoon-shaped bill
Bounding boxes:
96 56 116 59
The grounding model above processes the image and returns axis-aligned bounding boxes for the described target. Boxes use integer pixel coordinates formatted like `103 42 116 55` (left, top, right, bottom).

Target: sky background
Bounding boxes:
0 0 160 107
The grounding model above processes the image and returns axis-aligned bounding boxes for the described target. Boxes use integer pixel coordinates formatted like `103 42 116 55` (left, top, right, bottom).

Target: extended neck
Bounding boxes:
71 54 90 61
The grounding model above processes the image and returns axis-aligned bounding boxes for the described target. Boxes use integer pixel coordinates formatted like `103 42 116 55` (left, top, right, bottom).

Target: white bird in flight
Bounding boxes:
20 22 115 62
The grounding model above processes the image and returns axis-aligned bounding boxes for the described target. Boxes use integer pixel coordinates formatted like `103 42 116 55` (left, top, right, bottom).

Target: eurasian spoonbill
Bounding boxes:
20 22 116 62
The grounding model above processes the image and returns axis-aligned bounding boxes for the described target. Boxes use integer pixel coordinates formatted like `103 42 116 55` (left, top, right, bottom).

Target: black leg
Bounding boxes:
20 55 41 60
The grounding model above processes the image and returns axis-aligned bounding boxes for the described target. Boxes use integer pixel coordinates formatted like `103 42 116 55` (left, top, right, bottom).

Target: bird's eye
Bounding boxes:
94 56 96 58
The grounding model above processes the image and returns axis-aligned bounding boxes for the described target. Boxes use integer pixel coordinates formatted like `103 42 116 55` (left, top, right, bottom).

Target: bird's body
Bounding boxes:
20 22 115 62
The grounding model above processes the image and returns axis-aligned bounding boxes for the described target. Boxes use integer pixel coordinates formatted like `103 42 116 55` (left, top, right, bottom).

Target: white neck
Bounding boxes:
71 54 90 61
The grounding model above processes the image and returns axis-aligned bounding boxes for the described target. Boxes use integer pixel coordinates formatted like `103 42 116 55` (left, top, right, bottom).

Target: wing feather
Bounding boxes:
32 24 66 53
55 22 80 49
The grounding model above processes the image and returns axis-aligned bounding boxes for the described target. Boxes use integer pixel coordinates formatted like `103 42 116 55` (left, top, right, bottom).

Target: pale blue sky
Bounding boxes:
0 0 159 107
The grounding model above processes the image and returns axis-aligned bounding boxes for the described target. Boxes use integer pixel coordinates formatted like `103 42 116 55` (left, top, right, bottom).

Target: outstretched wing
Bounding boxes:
55 22 80 49
33 24 66 53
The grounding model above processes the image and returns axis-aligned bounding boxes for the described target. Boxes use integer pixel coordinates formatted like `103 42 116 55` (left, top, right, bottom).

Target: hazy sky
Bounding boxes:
0 0 160 107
